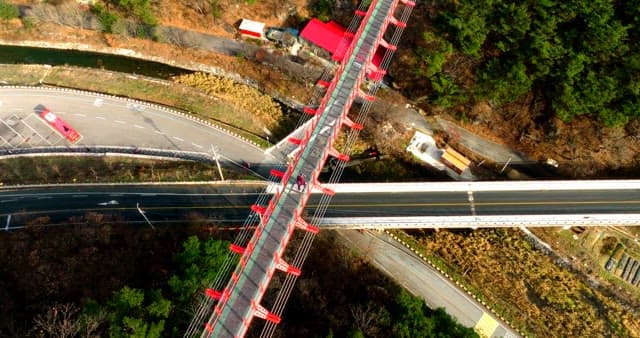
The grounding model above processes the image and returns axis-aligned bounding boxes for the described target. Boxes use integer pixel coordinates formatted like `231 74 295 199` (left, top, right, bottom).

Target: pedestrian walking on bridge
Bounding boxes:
295 174 306 191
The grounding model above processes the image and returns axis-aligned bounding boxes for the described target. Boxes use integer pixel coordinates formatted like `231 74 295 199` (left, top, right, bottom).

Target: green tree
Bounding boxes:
554 69 621 125
392 290 478 338
346 328 365 338
430 73 464 108
310 0 333 22
476 58 532 104
86 286 171 338
166 236 230 334
430 0 640 126
168 236 229 306
415 32 453 78
92 3 120 33
0 0 19 22
392 291 436 338
440 0 496 56
491 2 531 52
108 0 157 26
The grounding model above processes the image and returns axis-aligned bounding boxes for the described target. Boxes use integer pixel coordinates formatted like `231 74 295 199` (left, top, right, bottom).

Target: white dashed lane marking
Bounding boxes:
73 113 86 117
95 116 106 120
134 124 144 129
192 143 203 149
172 136 184 142
114 120 126 124
154 130 165 135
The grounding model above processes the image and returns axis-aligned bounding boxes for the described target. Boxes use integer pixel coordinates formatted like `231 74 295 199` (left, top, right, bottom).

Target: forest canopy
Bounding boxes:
422 0 640 126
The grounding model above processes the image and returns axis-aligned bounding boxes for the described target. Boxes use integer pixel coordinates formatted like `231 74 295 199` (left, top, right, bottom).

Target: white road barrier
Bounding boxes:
319 214 640 228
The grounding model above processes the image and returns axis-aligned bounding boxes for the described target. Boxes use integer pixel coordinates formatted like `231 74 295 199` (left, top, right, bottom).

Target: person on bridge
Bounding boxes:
295 174 306 191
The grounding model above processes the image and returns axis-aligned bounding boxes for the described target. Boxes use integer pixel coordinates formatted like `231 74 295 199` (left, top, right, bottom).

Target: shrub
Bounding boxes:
92 3 119 33
0 0 19 22
107 0 156 26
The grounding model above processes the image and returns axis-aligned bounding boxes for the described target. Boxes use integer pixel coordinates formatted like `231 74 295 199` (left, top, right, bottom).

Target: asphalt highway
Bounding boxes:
2 183 640 229
0 87 274 166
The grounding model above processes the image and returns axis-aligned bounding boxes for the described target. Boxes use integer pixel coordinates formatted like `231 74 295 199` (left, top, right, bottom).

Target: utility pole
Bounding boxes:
210 145 225 181
499 156 512 174
136 203 155 229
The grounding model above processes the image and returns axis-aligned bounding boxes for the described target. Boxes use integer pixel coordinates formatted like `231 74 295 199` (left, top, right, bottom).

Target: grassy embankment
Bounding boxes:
391 229 640 337
0 156 254 185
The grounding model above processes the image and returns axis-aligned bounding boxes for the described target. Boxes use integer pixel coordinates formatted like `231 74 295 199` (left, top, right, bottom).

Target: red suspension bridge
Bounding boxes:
185 0 415 337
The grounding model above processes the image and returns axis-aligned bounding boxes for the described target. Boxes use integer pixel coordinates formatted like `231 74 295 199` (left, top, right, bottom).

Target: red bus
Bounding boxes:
39 107 81 143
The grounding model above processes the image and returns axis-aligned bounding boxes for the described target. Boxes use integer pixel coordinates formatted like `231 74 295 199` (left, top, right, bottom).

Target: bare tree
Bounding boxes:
33 303 81 338
349 302 390 336
79 310 106 338
32 303 106 338
25 2 98 30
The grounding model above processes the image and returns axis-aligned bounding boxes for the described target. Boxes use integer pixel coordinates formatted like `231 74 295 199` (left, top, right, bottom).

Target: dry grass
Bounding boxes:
395 228 640 337
41 66 267 144
0 156 255 185
174 72 282 132
0 64 49 85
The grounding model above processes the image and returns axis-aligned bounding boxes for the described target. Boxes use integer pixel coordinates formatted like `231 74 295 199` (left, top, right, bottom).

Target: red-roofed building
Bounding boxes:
300 19 347 56
300 18 385 69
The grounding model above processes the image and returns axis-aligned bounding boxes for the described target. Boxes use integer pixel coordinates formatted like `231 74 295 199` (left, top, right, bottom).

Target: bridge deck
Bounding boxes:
208 0 397 336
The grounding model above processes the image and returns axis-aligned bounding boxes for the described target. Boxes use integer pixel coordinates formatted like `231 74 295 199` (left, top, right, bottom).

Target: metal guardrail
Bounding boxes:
319 214 640 228
0 145 217 163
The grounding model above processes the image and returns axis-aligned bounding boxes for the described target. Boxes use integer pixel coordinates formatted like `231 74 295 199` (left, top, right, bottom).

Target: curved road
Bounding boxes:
338 230 518 337
0 87 275 166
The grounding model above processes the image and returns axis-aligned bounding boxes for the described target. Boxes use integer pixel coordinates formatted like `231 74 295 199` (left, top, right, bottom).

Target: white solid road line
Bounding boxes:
4 215 10 230
324 180 640 193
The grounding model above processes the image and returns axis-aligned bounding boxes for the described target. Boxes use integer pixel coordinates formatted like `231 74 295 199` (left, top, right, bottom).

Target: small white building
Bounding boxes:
406 131 476 180
239 19 265 39
406 131 445 171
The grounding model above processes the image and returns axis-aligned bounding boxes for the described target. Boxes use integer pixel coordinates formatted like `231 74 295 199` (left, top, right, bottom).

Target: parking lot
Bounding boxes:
0 114 63 148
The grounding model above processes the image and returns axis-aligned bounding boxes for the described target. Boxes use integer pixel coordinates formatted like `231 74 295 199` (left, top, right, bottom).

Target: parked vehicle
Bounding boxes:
39 107 81 143
266 27 299 46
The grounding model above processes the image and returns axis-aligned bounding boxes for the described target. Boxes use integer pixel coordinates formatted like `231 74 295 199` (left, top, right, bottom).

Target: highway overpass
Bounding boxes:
2 180 640 230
